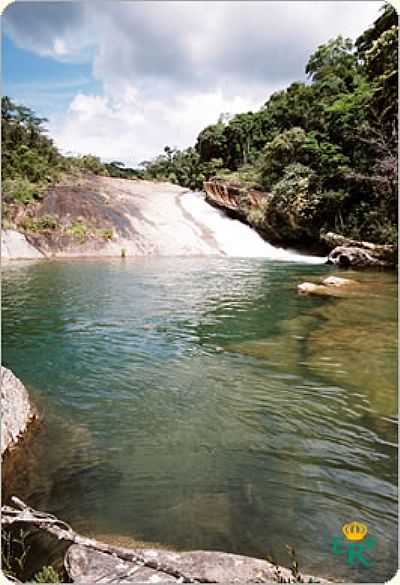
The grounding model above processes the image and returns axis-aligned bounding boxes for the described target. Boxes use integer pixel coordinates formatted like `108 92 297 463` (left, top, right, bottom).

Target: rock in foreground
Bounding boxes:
1 367 37 455
3 497 324 584
65 545 309 583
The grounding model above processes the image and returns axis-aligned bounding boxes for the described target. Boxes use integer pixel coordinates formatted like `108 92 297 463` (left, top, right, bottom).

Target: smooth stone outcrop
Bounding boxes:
1 367 36 455
4 177 225 260
65 545 309 583
1 229 44 260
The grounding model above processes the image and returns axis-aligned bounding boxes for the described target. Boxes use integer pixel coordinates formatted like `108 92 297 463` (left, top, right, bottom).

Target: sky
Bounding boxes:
3 0 382 167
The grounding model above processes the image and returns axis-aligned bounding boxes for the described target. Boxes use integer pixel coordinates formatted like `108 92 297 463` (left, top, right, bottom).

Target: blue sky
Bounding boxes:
3 34 101 117
3 1 382 165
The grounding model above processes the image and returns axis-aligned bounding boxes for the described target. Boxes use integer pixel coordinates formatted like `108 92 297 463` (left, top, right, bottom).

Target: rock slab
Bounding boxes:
65 545 303 583
1 229 44 260
1 367 36 455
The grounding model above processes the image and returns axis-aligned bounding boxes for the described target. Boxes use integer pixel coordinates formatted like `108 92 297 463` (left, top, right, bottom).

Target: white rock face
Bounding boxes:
2 229 44 260
1 367 36 455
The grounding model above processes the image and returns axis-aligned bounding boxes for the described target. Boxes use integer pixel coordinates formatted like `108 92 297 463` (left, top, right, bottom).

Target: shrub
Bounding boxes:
66 220 89 240
79 155 108 176
96 227 113 240
3 177 44 204
246 200 270 227
33 565 61 583
20 214 60 233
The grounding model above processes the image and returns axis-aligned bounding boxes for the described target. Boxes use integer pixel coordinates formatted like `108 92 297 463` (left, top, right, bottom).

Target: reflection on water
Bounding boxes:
2 258 397 582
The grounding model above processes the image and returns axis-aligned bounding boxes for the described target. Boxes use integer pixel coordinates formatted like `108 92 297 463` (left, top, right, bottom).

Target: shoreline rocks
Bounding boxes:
1 367 37 456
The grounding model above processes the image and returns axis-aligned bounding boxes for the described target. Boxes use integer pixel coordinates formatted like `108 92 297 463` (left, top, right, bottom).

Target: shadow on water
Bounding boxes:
2 258 397 582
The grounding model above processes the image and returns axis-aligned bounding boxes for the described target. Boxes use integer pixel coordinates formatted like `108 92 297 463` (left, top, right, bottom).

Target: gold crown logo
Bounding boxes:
342 521 368 541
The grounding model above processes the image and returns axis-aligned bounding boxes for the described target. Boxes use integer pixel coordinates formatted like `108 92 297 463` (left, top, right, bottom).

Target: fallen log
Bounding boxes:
321 231 395 253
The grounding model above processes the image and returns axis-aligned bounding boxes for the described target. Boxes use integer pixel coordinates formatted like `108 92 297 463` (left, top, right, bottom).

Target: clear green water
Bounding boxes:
2 258 397 582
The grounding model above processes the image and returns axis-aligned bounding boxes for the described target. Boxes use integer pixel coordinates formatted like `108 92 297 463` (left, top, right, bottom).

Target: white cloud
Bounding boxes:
51 86 267 166
5 1 382 163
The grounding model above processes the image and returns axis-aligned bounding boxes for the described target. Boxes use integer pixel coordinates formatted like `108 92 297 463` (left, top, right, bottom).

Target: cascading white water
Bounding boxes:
181 192 326 264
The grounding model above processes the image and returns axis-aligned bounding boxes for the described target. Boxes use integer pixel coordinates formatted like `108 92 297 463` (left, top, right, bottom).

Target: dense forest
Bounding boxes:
2 3 397 245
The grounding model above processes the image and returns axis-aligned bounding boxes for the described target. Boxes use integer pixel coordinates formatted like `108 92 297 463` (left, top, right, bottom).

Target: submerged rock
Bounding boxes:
321 276 356 287
1 367 37 455
298 275 359 297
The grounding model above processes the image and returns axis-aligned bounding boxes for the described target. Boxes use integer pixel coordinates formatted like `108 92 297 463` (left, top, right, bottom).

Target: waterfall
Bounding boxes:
181 192 326 264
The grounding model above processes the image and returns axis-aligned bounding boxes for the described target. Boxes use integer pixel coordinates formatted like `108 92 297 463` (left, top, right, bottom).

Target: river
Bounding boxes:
2 252 397 582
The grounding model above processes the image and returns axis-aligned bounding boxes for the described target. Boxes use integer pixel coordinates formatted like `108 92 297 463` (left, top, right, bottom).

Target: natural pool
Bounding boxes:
2 258 397 581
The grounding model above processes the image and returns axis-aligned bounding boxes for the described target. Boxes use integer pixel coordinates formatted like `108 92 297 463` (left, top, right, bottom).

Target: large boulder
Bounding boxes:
327 245 394 268
1 367 37 455
322 232 396 269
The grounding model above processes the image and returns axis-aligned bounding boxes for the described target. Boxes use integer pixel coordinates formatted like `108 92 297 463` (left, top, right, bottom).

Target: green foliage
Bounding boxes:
81 154 108 175
33 565 61 583
3 177 46 204
305 36 357 91
21 214 60 233
66 220 89 240
1 529 30 580
246 200 270 227
218 164 263 190
105 161 143 179
96 227 114 240
2 97 62 190
260 128 309 188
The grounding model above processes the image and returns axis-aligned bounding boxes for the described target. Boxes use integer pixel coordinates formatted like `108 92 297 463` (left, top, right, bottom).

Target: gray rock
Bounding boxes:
327 245 394 268
1 367 37 455
65 545 305 583
1 229 44 260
